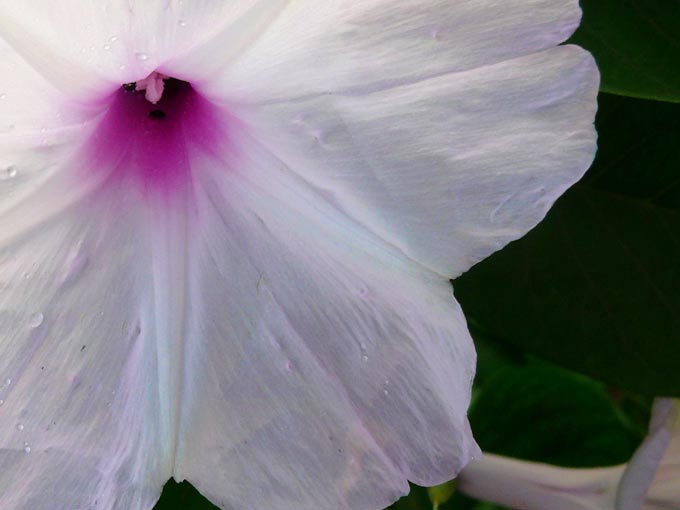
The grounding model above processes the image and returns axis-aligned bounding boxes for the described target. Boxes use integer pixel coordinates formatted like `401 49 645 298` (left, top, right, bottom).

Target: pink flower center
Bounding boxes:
82 72 231 203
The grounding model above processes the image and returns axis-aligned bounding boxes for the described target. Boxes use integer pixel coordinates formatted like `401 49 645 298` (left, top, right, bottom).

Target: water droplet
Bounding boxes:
5 378 11 386
362 355 369 362
0 399 4 406
23 445 31 454
135 52 149 62
16 423 24 431
0 165 17 180
109 35 118 43
103 44 112 51
178 19 187 27
0 93 6 100
29 312 44 328
383 389 389 396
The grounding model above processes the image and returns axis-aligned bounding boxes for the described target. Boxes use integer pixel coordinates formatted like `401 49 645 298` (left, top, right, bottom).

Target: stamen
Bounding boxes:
135 72 168 104
89 77 228 202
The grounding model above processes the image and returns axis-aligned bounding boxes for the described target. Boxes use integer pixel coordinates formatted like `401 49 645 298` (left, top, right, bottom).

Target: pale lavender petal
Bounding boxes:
0 1 270 88
0 185 172 509
172 130 479 509
617 398 680 510
205 0 584 100
226 46 598 276
0 41 104 245
457 453 623 510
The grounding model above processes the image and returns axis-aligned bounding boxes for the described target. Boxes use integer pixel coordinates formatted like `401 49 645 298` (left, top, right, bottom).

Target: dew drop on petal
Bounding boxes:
23 445 31 454
135 52 149 62
1 165 17 180
0 399 4 406
5 378 11 386
109 35 118 43
29 312 44 328
16 423 24 431
178 19 187 27
0 93 6 100
362 354 369 362
103 44 112 52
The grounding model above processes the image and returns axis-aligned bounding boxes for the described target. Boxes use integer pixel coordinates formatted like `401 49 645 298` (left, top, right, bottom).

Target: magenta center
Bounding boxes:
85 75 227 200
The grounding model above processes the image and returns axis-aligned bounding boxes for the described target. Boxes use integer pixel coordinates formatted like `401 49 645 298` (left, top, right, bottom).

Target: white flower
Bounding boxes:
0 2 598 509
617 398 679 510
456 399 680 510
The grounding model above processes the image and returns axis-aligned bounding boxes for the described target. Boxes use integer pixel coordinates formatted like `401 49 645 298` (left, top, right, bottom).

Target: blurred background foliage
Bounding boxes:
154 0 679 508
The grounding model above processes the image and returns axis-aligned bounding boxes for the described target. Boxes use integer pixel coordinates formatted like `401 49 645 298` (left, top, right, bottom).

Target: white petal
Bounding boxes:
0 43 104 244
173 136 479 509
222 46 598 276
616 398 680 510
162 0 291 80
457 454 623 510
0 1 272 88
0 185 172 509
204 0 583 100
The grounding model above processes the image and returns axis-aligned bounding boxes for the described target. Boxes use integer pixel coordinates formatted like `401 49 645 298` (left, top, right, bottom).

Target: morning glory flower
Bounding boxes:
0 2 598 509
457 398 680 510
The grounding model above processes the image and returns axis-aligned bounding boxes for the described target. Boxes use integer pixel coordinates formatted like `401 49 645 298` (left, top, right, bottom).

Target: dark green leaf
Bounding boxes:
468 360 641 467
441 359 645 510
153 479 218 510
569 0 680 102
455 94 680 396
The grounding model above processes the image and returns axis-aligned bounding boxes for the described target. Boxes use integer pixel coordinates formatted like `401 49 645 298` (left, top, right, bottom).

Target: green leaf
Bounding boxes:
153 479 218 510
454 93 680 396
443 356 646 506
394 347 648 510
468 360 642 467
569 0 680 102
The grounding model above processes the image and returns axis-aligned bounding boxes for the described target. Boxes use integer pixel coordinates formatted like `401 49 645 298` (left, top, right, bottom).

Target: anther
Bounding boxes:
122 82 136 91
135 72 167 104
